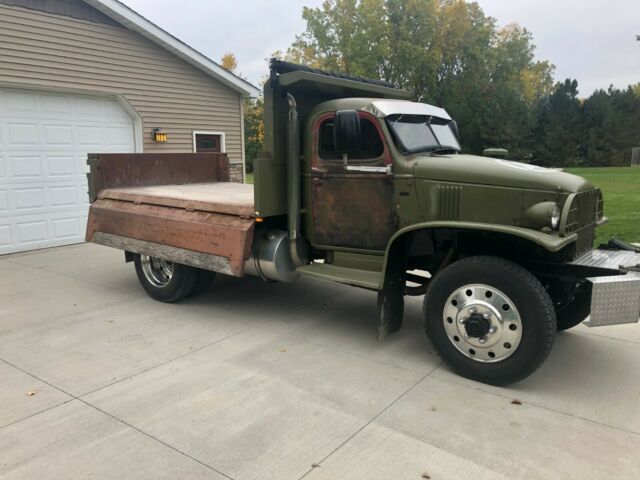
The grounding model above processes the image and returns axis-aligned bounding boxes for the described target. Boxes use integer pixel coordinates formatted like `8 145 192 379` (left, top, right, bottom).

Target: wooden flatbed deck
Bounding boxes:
85 153 256 277
99 182 255 217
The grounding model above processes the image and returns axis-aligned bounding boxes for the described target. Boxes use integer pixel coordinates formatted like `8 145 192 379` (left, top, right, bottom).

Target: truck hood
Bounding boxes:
412 154 594 193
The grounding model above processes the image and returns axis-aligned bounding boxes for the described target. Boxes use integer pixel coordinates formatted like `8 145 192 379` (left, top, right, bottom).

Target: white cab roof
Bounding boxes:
365 100 451 120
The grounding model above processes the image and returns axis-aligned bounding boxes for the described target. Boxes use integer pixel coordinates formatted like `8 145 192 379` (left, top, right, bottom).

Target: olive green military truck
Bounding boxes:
86 60 640 385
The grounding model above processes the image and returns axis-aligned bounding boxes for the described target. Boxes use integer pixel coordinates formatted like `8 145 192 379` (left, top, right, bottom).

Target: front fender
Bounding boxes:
381 221 578 287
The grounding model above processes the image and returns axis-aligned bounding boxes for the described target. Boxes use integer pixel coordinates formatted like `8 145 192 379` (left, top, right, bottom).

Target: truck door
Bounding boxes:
310 111 396 251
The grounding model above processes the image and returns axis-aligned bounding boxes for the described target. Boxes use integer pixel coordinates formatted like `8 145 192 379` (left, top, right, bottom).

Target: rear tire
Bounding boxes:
193 269 217 295
134 254 198 303
424 255 556 386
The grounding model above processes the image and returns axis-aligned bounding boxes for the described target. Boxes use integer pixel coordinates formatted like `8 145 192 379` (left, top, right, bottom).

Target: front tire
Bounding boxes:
134 254 198 303
424 256 556 386
556 287 591 332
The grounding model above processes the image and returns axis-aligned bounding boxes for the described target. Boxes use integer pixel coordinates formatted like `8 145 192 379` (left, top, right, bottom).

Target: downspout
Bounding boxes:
286 92 306 266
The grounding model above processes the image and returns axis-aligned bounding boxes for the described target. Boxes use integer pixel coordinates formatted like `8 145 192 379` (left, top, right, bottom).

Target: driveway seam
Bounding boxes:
0 398 75 431
3 255 144 296
77 326 251 398
296 363 441 480
0 357 236 479
425 365 640 439
78 398 236 480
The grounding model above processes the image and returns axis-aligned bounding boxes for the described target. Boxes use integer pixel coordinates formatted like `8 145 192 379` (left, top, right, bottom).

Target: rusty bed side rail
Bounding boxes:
87 152 230 203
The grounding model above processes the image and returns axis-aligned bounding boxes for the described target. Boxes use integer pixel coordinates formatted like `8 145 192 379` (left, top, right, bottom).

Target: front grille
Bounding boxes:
564 189 603 234
575 224 596 256
563 188 603 257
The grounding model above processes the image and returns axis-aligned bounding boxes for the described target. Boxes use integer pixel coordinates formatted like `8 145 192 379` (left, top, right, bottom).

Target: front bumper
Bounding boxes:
570 249 640 327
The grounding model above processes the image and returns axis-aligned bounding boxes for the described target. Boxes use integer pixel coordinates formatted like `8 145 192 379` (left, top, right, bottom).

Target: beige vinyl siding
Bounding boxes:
0 3 243 162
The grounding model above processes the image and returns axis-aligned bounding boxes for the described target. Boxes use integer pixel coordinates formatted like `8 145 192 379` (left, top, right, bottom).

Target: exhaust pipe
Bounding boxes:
286 92 307 266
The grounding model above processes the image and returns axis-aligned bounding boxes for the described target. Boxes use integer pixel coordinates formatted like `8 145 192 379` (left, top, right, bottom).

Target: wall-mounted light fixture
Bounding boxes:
152 128 168 142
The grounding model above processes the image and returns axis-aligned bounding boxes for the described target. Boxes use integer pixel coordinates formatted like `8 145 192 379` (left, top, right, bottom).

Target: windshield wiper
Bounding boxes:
406 145 457 155
406 144 440 154
426 147 458 156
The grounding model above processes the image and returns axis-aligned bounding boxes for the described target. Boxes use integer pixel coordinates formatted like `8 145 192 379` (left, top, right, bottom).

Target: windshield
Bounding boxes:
387 114 461 154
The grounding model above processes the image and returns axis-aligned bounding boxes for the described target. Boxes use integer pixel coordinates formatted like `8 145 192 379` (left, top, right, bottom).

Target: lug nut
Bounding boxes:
459 317 467 324
489 327 497 334
468 308 476 314
479 338 486 344
483 313 490 319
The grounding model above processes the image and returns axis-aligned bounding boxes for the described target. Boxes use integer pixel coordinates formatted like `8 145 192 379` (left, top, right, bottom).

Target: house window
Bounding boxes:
194 132 223 153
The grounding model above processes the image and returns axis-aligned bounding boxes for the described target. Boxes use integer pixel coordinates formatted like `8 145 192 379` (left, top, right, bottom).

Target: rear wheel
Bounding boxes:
134 254 198 303
194 269 217 294
424 256 556 385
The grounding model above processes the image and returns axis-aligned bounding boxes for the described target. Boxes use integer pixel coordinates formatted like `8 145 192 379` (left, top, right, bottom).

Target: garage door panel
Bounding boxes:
47 155 76 177
14 187 45 210
74 96 103 117
76 125 105 146
1 182 88 215
0 224 10 247
52 216 81 239
6 91 37 113
106 125 135 146
50 185 78 207
9 155 43 179
44 124 74 145
0 190 8 212
7 123 39 145
41 94 72 115
0 88 134 254
16 219 48 244
1 212 89 254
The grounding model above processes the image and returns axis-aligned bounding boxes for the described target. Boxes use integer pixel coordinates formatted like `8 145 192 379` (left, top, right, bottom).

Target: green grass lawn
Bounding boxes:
245 167 638 244
245 172 254 184
566 167 640 245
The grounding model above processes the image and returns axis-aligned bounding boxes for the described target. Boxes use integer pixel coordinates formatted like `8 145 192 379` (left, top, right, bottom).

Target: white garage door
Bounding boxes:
0 88 135 254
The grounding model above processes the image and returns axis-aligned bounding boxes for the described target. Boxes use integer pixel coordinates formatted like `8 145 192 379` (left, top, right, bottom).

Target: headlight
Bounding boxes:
525 201 562 231
550 204 561 230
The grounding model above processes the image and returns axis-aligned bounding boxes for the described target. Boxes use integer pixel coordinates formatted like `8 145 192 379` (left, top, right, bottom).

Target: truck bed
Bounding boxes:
99 182 255 218
85 153 255 277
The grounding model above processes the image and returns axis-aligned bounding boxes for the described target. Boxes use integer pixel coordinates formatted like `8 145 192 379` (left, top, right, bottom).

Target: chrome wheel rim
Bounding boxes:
140 255 174 288
443 283 522 363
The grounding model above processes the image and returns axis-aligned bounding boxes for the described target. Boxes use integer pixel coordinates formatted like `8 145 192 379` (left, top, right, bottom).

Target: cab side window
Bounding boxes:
318 116 384 163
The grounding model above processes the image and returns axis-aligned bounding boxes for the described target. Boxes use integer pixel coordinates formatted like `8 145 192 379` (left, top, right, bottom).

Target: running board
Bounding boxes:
297 263 382 290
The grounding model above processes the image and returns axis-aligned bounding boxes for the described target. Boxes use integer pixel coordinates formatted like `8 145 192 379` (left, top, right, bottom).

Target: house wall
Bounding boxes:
0 3 244 168
0 0 121 26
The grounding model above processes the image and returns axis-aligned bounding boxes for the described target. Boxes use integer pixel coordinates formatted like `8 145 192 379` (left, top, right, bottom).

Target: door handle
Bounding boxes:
345 165 392 174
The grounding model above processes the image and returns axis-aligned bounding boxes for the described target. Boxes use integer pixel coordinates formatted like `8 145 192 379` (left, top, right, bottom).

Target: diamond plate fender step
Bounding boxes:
585 273 640 327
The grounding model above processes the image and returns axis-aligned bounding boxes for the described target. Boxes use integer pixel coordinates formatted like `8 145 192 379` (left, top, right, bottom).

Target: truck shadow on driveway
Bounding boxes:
183 273 439 374
175 272 636 399
185 273 640 435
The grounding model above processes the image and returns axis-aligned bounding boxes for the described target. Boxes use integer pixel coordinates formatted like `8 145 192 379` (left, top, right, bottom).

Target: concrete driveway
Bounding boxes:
1 243 640 480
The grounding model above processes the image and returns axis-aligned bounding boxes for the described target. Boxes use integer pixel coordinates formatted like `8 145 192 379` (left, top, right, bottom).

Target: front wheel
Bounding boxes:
556 287 591 332
424 256 556 386
134 254 199 303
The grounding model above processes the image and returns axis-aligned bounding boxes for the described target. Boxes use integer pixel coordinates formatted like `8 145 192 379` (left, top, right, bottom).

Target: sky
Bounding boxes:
120 0 639 97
